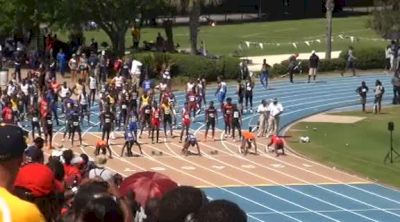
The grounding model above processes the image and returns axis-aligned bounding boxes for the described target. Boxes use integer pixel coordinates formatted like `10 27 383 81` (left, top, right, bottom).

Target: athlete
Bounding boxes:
29 104 41 139
151 102 161 144
179 102 191 143
215 76 227 111
267 135 285 157
204 101 217 141
88 74 97 107
139 102 152 139
182 133 201 156
244 77 254 113
187 87 198 118
43 111 53 149
59 81 71 114
100 107 115 144
241 127 257 155
78 87 90 126
231 104 242 142
70 107 83 147
95 140 113 159
120 127 143 157
236 79 245 114
161 99 173 138
223 97 234 138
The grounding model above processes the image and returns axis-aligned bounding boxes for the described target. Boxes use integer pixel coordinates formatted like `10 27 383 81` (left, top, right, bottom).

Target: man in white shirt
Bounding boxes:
88 155 116 182
130 58 142 87
256 100 269 137
266 98 284 137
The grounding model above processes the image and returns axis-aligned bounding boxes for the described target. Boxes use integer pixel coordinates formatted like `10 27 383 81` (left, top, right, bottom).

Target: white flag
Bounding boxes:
350 36 355 43
245 41 250 48
316 39 321 43
292 43 297 48
338 34 344 39
305 41 310 46
259 43 264 49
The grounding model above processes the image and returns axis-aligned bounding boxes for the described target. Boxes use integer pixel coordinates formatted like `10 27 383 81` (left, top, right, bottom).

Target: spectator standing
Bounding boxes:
256 100 269 137
130 56 143 87
385 45 391 73
0 125 45 222
308 50 319 83
131 26 141 49
260 59 270 89
288 53 299 83
392 70 400 104
356 81 369 112
266 98 284 137
373 80 385 114
341 46 356 77
56 49 67 77
389 40 399 72
239 60 249 80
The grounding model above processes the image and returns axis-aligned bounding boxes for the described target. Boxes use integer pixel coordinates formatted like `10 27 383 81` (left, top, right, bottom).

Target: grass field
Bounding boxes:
287 107 400 188
58 16 387 56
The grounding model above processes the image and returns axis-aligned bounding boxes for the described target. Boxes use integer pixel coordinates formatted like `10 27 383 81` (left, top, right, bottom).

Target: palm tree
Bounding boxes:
325 0 335 60
169 0 220 55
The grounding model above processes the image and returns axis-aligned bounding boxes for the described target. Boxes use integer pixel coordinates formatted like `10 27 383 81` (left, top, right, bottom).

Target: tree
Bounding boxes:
370 0 400 40
325 0 334 60
169 0 221 55
55 0 149 56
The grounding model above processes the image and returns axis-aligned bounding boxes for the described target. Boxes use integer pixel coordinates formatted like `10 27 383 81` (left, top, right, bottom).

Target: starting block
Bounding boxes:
151 150 163 156
210 150 218 155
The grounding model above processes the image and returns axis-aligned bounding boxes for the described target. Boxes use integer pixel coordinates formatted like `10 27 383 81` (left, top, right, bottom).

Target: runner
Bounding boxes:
88 74 97 107
241 127 257 155
139 102 152 139
29 104 41 140
70 107 83 147
43 111 53 149
231 104 242 142
95 139 112 159
118 94 129 130
182 133 201 156
151 102 161 144
215 76 227 111
161 99 173 139
59 81 71 114
179 102 191 143
187 87 198 118
266 134 285 157
244 77 254 113
68 54 78 82
79 53 89 82
223 97 233 138
78 87 90 126
204 101 217 141
121 127 143 157
100 107 115 145
236 79 245 114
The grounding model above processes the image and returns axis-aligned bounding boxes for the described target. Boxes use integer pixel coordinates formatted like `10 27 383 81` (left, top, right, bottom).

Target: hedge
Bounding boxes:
271 47 385 76
135 52 240 81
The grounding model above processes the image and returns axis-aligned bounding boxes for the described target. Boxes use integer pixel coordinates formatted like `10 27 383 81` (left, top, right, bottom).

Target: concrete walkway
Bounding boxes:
243 50 342 72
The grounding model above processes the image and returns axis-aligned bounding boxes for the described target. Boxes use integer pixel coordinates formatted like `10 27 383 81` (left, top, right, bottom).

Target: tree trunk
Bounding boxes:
110 29 126 57
325 0 334 60
189 2 201 55
163 20 175 52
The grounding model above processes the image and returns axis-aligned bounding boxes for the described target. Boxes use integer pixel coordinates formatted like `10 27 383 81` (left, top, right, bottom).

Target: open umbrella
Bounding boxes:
119 171 178 207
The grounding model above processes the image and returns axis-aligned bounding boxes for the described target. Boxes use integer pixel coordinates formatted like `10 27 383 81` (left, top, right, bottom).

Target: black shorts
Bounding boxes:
72 126 81 132
164 114 172 125
206 119 215 129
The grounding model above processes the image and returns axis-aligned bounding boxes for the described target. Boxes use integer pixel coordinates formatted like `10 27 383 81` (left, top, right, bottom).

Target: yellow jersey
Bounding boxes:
0 187 45 222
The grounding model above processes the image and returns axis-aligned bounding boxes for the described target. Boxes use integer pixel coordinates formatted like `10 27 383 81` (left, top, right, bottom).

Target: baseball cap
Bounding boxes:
14 163 56 197
0 124 28 162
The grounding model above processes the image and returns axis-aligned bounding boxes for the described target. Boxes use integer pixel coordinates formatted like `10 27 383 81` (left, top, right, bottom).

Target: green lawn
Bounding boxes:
287 107 400 188
58 15 387 56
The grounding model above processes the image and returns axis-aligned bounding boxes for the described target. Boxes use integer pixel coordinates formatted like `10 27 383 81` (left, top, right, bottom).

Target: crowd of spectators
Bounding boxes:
0 124 247 222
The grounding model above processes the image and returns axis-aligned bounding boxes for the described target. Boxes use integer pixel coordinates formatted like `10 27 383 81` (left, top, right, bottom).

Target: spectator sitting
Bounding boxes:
88 155 117 183
23 137 45 164
80 153 96 177
158 186 209 222
0 124 44 222
14 163 63 222
196 199 247 222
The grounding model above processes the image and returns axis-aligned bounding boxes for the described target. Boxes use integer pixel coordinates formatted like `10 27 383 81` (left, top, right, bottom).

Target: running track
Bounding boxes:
28 73 400 222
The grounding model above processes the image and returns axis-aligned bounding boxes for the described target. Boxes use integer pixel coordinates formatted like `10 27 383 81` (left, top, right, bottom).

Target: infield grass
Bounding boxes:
287 106 400 188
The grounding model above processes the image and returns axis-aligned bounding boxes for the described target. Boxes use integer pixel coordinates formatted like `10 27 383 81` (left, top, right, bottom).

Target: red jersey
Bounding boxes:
271 135 284 146
2 107 13 123
187 92 197 103
39 99 49 117
224 103 233 116
182 108 191 126
152 108 161 120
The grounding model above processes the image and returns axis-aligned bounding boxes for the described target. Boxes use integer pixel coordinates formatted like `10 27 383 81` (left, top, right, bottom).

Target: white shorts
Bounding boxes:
309 68 317 76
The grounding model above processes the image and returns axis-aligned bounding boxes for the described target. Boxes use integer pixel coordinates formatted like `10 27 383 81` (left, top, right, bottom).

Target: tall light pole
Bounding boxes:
326 0 335 60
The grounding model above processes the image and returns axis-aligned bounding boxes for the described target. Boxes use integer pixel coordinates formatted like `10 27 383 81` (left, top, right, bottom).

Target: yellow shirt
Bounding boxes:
0 187 45 222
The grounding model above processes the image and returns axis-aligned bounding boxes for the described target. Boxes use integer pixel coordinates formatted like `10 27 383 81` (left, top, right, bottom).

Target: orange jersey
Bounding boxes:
242 131 255 140
96 140 107 148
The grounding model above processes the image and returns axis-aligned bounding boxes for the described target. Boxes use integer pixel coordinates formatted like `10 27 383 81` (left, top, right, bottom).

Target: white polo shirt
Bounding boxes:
130 60 142 76
267 102 284 117
257 104 269 114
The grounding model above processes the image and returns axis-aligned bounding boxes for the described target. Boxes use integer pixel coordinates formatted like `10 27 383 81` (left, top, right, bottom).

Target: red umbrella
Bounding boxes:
119 171 178 207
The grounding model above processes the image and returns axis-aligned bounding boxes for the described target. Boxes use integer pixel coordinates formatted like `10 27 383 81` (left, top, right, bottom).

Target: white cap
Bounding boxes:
311 50 316 54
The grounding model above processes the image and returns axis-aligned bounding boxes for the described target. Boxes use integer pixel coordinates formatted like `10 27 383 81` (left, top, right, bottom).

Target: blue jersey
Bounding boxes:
142 80 152 91
125 129 135 142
